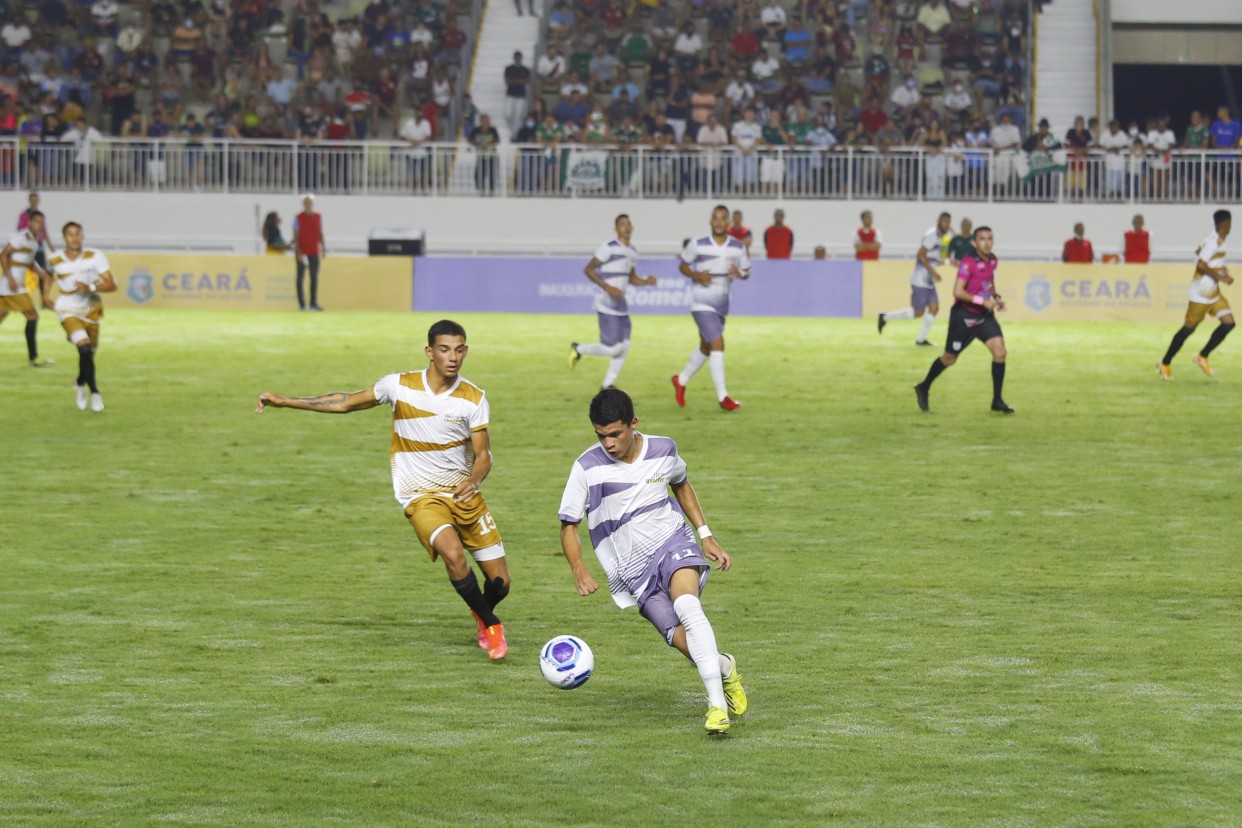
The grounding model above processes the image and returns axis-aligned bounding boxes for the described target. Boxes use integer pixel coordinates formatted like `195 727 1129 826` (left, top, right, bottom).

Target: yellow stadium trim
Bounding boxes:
391 434 470 454
399 372 426 391
394 400 436 420
450 381 484 404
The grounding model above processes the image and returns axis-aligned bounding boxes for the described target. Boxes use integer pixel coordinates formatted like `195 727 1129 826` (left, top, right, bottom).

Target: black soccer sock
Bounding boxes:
1162 326 1195 365
483 576 510 610
991 361 1006 400
452 571 500 627
24 318 37 360
1199 322 1236 357
921 357 949 388
77 345 98 393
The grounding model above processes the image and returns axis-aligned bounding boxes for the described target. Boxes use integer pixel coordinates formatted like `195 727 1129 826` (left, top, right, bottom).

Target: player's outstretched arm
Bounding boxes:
255 388 379 414
671 478 731 571
560 521 600 596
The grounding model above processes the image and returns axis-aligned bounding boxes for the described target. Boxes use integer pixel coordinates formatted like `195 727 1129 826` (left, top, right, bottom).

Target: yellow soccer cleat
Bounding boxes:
1157 362 1173 381
568 343 581 370
721 653 748 717
704 706 731 734
1193 354 1214 377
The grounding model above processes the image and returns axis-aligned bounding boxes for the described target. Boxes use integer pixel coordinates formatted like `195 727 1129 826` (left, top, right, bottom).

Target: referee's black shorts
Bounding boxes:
946 304 1003 354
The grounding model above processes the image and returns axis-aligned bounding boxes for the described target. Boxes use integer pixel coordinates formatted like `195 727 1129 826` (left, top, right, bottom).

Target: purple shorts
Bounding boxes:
692 310 726 342
635 531 711 642
911 286 939 313
598 313 632 347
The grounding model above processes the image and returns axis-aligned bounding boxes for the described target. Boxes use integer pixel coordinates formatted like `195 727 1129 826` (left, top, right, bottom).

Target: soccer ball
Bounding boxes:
539 635 594 689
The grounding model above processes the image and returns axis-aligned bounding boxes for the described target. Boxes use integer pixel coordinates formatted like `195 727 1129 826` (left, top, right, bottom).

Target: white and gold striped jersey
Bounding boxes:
372 370 490 507
1 230 38 295
1190 232 1228 304
49 248 111 319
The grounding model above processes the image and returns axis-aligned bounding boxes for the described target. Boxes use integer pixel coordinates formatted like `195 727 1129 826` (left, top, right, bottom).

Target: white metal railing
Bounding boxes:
3 138 1239 204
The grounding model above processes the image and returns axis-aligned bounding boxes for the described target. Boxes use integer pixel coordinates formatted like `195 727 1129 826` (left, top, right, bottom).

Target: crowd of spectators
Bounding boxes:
506 0 1034 186
0 0 474 184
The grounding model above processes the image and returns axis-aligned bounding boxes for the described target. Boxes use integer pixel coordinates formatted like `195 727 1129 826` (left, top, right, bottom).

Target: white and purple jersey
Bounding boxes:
558 433 695 608
681 234 751 315
955 254 998 315
591 237 639 316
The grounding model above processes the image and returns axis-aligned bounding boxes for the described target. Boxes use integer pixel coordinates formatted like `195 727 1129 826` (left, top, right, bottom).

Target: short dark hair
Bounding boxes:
939 211 951 221
589 387 634 426
973 225 992 239
26 210 43 220
713 204 729 216
1214 209 1232 227
427 319 467 346
615 213 629 227
62 221 81 234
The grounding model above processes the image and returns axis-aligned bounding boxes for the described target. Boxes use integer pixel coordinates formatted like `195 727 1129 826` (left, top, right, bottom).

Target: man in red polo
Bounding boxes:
1123 214 1150 263
1062 222 1094 264
291 194 326 310
763 209 793 259
855 210 881 260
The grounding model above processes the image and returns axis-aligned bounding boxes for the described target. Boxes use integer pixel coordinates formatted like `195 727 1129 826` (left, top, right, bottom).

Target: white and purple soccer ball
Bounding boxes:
539 635 594 689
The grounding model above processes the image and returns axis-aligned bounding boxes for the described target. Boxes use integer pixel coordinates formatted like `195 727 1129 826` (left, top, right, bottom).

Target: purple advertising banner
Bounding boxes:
413 257 862 317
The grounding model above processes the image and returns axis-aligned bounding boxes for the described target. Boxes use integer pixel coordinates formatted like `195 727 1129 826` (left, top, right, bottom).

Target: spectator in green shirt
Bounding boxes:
948 217 974 264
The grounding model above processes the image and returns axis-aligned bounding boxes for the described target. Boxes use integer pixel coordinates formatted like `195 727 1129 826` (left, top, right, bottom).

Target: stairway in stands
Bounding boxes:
1034 0 1099 135
468 0 542 142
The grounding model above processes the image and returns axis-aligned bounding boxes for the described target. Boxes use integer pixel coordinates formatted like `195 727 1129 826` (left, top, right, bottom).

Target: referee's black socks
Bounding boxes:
991 362 1006 401
922 358 949 388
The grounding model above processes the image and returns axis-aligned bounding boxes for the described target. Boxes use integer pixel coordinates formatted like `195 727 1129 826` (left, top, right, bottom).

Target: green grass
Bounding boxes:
2 309 1241 826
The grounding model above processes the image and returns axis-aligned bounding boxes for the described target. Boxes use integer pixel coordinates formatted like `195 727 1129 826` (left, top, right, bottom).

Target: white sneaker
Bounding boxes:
75 384 88 410
90 392 105 412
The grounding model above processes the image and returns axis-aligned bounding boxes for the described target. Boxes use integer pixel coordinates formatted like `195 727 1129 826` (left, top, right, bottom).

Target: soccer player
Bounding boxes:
672 204 751 411
913 225 1014 414
569 214 657 389
877 210 951 346
256 320 511 660
557 388 747 734
47 222 115 411
0 209 54 367
1159 209 1233 379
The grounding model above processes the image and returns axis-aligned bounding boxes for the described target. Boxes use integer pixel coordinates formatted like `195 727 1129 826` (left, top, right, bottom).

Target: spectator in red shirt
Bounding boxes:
859 96 887 135
763 209 794 259
855 210 881 260
291 194 327 310
731 25 760 60
1123 214 1150 263
727 210 753 252
1062 222 1094 263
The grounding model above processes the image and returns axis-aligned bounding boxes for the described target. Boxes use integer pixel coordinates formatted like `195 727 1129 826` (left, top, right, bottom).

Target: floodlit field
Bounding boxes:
2 308 1241 826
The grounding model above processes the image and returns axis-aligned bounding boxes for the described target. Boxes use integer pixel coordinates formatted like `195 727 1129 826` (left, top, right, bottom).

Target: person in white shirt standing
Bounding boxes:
47 221 115 411
673 205 751 411
1159 210 1234 380
558 388 747 734
878 211 952 346
570 214 658 389
1145 114 1177 200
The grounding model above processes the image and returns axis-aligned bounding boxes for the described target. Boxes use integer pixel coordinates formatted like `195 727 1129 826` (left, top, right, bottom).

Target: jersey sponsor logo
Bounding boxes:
126 269 155 305
645 476 665 484
1024 274 1052 312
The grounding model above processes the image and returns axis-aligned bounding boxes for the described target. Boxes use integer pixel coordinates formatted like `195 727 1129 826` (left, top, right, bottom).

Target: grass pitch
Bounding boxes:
2 308 1241 826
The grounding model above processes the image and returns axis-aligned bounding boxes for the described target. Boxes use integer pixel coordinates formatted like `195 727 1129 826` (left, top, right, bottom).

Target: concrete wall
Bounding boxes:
1111 0 1242 25
17 192 1229 263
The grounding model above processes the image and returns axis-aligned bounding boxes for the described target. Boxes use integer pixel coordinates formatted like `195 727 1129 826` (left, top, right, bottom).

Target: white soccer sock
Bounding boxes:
918 312 936 342
718 653 733 675
708 351 728 401
673 593 727 710
577 342 625 358
885 307 916 321
601 342 630 388
679 349 708 385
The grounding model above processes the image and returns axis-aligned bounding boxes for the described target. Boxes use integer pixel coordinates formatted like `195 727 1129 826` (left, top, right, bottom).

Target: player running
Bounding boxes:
0 210 54 367
557 388 747 734
569 214 657 389
672 204 751 411
878 210 952 346
47 222 115 411
1158 209 1233 379
913 225 1014 414
256 319 512 660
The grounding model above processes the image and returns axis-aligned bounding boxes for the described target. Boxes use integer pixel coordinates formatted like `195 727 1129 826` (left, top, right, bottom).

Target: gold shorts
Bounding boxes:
405 492 503 561
1185 295 1231 327
0 293 35 314
61 306 104 348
